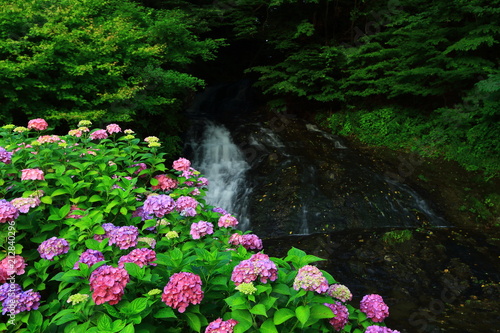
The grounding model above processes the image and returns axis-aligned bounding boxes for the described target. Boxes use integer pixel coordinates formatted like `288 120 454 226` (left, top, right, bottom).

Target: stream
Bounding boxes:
184 84 500 333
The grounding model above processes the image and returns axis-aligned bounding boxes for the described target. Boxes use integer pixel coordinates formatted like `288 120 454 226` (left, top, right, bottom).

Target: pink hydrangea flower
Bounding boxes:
151 174 178 191
205 318 238 333
37 237 70 260
106 123 121 134
73 249 105 269
218 214 238 228
68 129 83 137
10 197 41 213
0 199 19 223
196 177 209 187
143 194 176 218
324 302 350 331
27 118 48 131
161 272 203 313
130 163 148 177
0 147 13 164
365 325 400 333
90 129 108 140
231 253 278 286
118 248 157 268
293 265 329 294
172 158 191 171
66 205 85 219
360 294 390 323
327 284 353 302
21 168 44 180
37 135 63 144
1 289 41 315
90 265 129 305
176 196 199 216
228 233 263 251
0 255 27 283
190 221 214 239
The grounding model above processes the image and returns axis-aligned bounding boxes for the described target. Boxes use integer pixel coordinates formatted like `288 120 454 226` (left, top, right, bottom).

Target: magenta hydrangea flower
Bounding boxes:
0 199 19 223
143 194 176 218
172 157 191 171
293 265 329 294
161 272 203 313
327 284 353 302
365 325 401 333
205 318 238 333
0 147 13 164
0 283 22 302
196 177 209 187
106 123 121 134
27 118 48 131
190 221 214 239
360 294 390 323
38 237 70 260
10 197 41 213
90 129 108 140
90 265 129 305
0 255 27 283
118 248 157 268
228 233 263 251
324 302 350 331
176 196 199 216
94 223 117 242
218 214 238 228
108 226 139 250
73 249 105 269
1 289 41 315
151 174 178 191
231 253 278 286
21 168 44 180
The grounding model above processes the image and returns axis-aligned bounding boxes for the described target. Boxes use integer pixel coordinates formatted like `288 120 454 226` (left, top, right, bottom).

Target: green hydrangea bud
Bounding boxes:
235 282 257 295
67 293 89 305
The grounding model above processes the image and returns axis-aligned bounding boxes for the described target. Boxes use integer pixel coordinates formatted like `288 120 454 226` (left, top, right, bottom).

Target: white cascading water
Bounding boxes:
189 121 252 231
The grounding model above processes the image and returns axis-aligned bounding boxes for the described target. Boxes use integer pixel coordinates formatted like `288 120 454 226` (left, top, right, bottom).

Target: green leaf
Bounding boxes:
130 297 148 314
310 304 334 320
273 308 295 325
120 323 135 333
154 307 177 319
89 194 103 202
97 314 113 331
124 262 143 279
260 319 278 333
185 312 201 332
295 305 310 326
272 283 291 295
41 196 53 204
250 304 267 317
51 188 68 197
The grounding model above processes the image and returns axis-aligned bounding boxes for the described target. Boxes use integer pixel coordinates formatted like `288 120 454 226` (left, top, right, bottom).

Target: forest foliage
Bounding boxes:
0 0 498 176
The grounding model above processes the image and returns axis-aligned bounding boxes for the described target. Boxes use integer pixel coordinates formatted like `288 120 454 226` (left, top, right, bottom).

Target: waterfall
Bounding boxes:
187 121 252 231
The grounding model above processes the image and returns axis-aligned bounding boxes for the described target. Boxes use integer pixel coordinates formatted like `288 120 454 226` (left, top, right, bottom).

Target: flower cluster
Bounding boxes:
73 249 105 269
0 146 12 164
0 255 27 283
108 225 139 250
172 157 191 171
106 123 121 134
360 294 390 323
161 272 203 313
324 302 350 331
130 162 148 176
27 118 48 131
0 283 22 302
21 168 44 180
143 194 176 218
37 135 64 144
67 293 90 305
1 288 41 315
212 207 227 215
0 199 19 223
138 237 157 248
231 253 278 286
151 174 179 191
235 282 257 295
365 325 401 333
38 237 70 260
190 221 214 239
10 197 41 213
89 265 129 305
218 214 238 228
229 233 263 251
90 129 108 140
293 265 329 294
327 284 353 302
176 196 199 216
205 318 238 333
118 248 157 268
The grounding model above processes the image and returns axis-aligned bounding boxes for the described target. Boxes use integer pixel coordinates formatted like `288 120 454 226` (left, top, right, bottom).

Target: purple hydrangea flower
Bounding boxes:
132 206 153 221
190 221 214 239
293 265 329 294
228 233 263 251
365 325 400 333
38 237 70 260
94 223 117 242
0 147 13 164
109 226 139 250
212 207 227 215
205 318 238 332
0 199 19 224
231 253 278 286
360 294 390 323
143 194 176 218
73 249 105 269
1 289 41 315
0 283 22 302
324 302 350 331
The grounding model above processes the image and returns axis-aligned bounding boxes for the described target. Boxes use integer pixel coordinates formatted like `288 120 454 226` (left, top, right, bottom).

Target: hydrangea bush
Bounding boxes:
0 120 401 332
